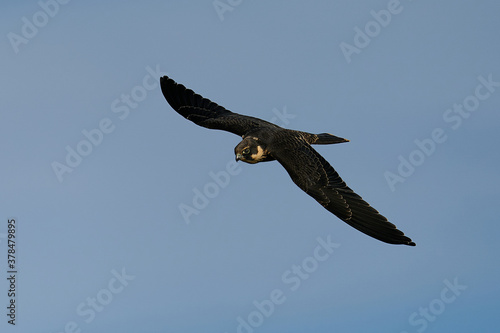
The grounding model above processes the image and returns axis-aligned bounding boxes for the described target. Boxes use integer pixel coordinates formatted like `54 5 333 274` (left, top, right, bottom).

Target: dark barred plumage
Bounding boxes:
160 76 415 246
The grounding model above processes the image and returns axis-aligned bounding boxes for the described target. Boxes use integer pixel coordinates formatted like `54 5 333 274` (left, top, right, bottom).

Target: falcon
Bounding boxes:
160 76 415 246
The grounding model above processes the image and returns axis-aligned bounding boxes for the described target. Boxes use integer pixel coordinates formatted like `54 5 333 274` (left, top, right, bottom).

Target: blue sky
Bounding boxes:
1 1 499 332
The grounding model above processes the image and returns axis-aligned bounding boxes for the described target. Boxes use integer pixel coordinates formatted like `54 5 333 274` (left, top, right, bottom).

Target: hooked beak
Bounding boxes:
235 153 242 162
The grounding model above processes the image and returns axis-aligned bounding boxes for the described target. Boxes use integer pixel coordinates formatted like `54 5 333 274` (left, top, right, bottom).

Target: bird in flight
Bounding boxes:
160 76 415 246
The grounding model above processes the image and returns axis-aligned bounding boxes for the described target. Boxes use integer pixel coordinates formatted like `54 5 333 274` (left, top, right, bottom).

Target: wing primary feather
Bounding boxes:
273 136 415 246
160 76 279 136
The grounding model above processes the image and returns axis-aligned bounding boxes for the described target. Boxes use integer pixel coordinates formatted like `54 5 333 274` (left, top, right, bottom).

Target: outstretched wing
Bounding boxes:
160 76 279 136
272 138 415 246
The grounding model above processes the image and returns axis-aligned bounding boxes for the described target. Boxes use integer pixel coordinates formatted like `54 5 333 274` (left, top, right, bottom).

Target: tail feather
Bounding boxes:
300 132 349 145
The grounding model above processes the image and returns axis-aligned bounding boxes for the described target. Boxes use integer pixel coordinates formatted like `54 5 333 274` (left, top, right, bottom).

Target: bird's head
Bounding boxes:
234 137 270 164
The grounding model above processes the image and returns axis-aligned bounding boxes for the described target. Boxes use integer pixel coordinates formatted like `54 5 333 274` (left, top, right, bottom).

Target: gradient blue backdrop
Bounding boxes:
1 1 499 332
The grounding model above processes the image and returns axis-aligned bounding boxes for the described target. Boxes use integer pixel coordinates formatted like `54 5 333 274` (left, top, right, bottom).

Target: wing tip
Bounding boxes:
394 234 416 246
159 75 172 87
386 232 416 246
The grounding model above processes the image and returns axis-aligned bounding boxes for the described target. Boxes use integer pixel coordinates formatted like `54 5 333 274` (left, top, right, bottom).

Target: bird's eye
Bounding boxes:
242 148 250 155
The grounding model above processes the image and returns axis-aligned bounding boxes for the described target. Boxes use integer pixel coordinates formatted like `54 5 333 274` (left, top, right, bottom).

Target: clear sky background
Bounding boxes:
1 1 499 332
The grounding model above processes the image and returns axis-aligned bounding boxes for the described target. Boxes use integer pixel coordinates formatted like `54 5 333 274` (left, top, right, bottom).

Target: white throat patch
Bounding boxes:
251 145 266 161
